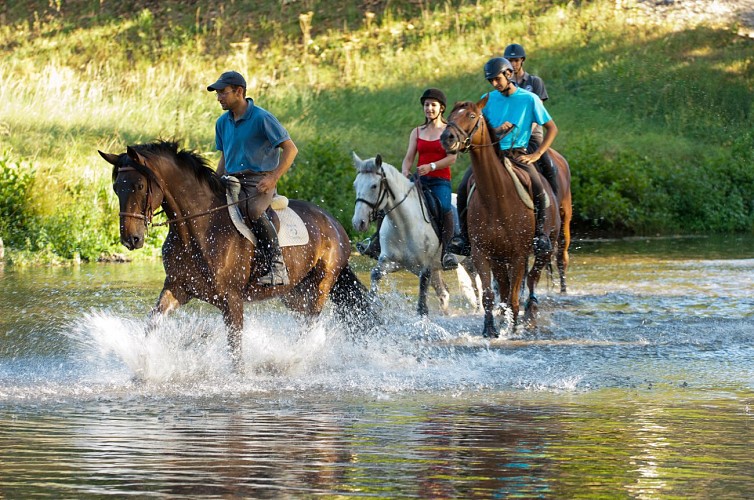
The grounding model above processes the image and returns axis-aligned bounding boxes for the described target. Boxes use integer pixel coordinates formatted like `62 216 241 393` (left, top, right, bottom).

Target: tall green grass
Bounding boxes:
0 0 752 263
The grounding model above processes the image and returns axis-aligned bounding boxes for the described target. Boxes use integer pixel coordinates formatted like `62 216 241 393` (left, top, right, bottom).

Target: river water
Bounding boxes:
1 236 752 498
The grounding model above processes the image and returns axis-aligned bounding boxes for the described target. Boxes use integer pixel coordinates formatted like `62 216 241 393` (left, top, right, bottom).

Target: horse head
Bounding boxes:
99 147 165 250
441 95 490 154
351 152 390 233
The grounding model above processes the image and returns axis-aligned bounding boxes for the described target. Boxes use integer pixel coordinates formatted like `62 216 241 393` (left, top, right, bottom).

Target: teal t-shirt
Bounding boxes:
214 98 290 174
482 87 551 150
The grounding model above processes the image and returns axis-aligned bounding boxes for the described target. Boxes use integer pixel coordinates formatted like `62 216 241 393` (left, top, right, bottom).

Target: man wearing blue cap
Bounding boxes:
207 70 298 286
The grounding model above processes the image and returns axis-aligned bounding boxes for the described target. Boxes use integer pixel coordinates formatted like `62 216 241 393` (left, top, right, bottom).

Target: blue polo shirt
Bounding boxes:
214 98 290 174
482 87 551 150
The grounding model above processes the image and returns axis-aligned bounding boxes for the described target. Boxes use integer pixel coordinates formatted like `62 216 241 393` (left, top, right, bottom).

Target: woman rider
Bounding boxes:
357 88 459 270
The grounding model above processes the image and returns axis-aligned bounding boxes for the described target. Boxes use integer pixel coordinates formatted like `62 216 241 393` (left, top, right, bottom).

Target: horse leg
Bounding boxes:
456 258 480 311
369 258 400 294
417 269 431 317
481 286 498 338
430 269 450 314
495 262 517 333
474 258 498 338
220 294 245 371
284 263 332 317
369 259 398 293
523 252 550 328
558 209 571 294
147 287 187 332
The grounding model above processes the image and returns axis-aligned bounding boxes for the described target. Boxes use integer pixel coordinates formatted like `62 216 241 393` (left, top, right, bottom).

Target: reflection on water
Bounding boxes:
0 236 753 497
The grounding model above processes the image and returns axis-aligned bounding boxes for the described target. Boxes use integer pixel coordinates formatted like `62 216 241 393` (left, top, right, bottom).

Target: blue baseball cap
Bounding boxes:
207 71 247 91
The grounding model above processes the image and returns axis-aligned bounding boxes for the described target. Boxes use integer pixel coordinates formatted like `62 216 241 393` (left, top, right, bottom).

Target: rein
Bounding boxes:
117 165 251 229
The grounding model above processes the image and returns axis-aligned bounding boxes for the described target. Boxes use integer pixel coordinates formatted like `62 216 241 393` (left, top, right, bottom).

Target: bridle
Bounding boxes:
355 167 417 222
445 106 502 153
115 162 251 230
116 165 163 230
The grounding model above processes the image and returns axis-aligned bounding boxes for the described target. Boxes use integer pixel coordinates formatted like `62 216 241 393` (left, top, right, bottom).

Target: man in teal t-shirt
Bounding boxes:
208 71 298 286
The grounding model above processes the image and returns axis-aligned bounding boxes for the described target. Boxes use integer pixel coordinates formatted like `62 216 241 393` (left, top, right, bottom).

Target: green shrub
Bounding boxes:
0 151 37 246
278 137 357 237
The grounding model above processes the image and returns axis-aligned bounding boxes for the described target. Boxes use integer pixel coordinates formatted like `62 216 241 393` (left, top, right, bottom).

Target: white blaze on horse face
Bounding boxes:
352 172 380 233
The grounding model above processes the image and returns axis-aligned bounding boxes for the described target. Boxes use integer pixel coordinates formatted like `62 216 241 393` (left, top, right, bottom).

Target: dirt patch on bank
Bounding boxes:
634 0 754 36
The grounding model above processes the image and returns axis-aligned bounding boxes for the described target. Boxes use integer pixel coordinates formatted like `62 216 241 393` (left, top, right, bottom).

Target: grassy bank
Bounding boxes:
1 0 752 264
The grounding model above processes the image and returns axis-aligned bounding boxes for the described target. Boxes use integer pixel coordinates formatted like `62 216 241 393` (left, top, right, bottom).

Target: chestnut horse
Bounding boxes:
441 97 567 337
99 141 372 367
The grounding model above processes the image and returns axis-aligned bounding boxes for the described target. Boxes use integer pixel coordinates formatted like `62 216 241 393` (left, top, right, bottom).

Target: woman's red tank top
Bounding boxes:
417 134 451 181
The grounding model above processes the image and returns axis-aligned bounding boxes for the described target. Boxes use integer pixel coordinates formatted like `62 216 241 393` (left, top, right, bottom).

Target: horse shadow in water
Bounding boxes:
351 152 478 316
99 141 377 370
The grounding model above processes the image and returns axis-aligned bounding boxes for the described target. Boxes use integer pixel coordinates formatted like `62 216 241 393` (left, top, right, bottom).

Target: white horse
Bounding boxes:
351 152 479 315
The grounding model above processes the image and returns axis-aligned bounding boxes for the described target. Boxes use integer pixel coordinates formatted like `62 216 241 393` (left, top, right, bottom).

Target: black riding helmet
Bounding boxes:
419 88 447 109
503 43 526 60
483 57 513 80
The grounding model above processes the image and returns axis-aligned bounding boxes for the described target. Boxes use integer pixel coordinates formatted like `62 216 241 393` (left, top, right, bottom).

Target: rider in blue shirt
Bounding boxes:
504 43 559 199
448 57 559 257
208 71 298 286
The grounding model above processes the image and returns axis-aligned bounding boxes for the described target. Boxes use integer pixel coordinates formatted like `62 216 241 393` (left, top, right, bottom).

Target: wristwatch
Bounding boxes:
430 162 436 171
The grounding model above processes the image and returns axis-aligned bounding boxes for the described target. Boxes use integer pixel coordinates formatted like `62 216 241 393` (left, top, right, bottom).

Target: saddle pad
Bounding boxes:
503 157 550 210
275 206 309 247
466 159 549 211
224 176 309 247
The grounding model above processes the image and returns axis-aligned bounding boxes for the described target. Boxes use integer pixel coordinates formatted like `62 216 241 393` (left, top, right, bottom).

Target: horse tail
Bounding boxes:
330 264 381 332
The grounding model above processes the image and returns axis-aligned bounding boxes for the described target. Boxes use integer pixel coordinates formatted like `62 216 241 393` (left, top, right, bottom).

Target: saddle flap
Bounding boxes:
418 182 443 239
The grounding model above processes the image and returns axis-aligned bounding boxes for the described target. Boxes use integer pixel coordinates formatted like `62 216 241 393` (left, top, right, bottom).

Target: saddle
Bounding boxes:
415 177 449 241
223 175 309 247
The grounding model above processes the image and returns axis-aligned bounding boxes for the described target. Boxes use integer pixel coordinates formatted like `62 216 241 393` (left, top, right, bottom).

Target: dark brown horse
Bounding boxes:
99 141 372 367
441 97 566 337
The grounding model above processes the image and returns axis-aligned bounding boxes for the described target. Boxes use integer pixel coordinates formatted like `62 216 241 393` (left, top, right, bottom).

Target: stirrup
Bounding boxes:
257 260 290 286
446 235 471 257
442 252 459 271
533 235 552 257
356 237 380 259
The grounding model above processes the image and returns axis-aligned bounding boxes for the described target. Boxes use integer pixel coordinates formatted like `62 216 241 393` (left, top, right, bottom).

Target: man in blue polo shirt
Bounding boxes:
208 70 298 286
448 57 559 258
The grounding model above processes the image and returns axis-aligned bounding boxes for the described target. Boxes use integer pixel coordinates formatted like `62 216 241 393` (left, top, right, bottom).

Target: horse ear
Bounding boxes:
477 94 489 109
351 151 363 169
98 150 119 166
126 146 145 166
375 154 382 169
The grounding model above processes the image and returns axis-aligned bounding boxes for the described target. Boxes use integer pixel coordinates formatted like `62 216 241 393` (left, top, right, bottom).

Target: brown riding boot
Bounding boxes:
441 211 459 270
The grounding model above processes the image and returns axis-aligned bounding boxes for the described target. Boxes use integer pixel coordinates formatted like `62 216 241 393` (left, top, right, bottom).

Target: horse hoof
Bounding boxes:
482 327 499 339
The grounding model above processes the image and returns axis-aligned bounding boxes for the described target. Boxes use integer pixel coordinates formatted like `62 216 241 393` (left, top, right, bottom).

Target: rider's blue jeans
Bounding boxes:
421 176 452 213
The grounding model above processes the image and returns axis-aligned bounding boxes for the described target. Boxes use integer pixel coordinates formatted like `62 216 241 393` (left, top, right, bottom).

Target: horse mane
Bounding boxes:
131 140 225 197
481 114 502 156
368 156 411 189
